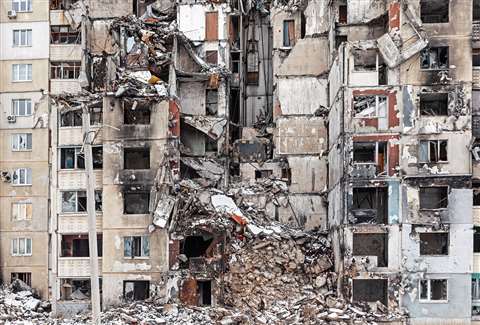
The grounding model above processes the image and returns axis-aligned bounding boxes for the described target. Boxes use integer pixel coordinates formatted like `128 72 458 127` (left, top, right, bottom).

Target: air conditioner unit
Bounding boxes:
7 115 16 123
1 171 11 183
7 10 17 18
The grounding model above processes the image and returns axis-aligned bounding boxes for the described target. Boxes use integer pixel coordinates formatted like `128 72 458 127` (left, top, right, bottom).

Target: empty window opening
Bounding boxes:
475 0 480 21
229 16 240 49
473 278 480 302
198 280 212 306
51 25 80 44
12 201 32 221
475 227 480 253
419 232 448 255
351 187 388 224
353 49 378 71
206 89 218 115
231 52 240 74
51 61 81 79
419 186 448 209
124 192 150 214
60 279 93 301
353 279 388 307
61 234 103 257
353 142 387 174
420 0 449 24
50 0 79 10
353 95 387 118
474 50 480 68
205 50 218 65
247 41 259 85
255 169 273 179
61 147 85 169
181 235 214 259
353 233 388 267
60 110 82 127
205 137 218 154
283 20 295 47
474 183 480 206
124 147 150 169
123 101 151 125
420 47 449 70
11 273 31 287
61 191 102 213
124 236 150 258
300 13 306 39
419 140 448 163
420 93 448 116
124 281 149 301
420 279 447 302
338 5 347 24
335 35 347 50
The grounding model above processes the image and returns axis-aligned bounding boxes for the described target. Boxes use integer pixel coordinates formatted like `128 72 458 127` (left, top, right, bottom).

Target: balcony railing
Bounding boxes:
474 68 480 89
473 21 480 42
58 257 102 277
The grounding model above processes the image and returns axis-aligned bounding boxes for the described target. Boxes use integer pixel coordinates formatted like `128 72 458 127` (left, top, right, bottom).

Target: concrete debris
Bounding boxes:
183 116 227 140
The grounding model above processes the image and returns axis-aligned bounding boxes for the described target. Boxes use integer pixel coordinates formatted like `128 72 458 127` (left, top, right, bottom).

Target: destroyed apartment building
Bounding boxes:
0 0 480 324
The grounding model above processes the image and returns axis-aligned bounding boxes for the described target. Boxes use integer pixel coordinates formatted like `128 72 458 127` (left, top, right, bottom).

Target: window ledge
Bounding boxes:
12 150 32 152
123 256 150 260
12 80 32 83
12 115 33 118
417 161 449 165
418 300 448 304
419 254 449 257
13 45 32 48
11 254 32 257
11 184 32 187
420 68 449 72
419 208 448 212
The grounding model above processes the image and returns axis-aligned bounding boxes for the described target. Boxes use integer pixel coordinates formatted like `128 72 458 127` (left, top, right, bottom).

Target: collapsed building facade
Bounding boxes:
0 0 480 324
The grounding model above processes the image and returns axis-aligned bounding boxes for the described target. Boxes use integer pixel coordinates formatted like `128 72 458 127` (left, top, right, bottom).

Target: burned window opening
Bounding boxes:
124 147 150 170
11 272 31 287
353 49 379 72
420 93 448 116
420 0 449 24
124 236 150 257
419 186 448 209
353 95 387 118
351 187 388 224
475 227 480 253
123 101 151 125
198 280 212 306
419 232 449 255
352 233 388 267
352 279 388 307
420 47 449 70
353 142 387 175
419 140 448 163
229 15 240 49
255 169 273 180
123 192 150 214
124 280 149 301
61 234 103 257
181 235 214 259
420 279 447 301
206 89 218 115
338 5 347 24
231 52 240 74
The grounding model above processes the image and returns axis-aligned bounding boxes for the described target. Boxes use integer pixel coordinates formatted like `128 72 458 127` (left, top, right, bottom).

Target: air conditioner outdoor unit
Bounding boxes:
7 10 17 18
7 115 16 123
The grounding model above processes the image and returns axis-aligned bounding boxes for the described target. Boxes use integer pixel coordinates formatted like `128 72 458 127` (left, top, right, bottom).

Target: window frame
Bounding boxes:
60 147 85 169
61 190 102 213
50 61 81 79
282 19 295 48
50 25 81 45
13 29 32 47
11 201 32 221
12 0 32 12
473 278 480 302
419 232 449 256
420 47 449 70
419 279 448 303
11 238 32 256
419 139 448 163
11 133 32 151
353 95 388 119
12 168 32 186
12 64 32 82
419 186 449 210
123 236 150 258
12 99 32 116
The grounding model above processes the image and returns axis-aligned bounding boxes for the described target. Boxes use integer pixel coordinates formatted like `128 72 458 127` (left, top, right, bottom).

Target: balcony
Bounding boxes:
58 257 102 277
59 126 102 146
474 21 480 43
351 163 377 178
58 214 102 233
474 68 480 89
58 170 103 189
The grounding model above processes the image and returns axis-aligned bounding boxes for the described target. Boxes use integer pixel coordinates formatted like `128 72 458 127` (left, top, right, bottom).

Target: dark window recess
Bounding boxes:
51 61 81 79
92 146 103 169
206 89 218 115
60 148 84 169
420 47 449 70
353 142 376 162
61 110 82 127
338 5 347 24
50 25 80 44
11 272 31 287
182 235 213 259
353 279 388 307
419 186 448 209
420 0 449 23
474 184 480 206
123 101 151 125
420 93 448 116
353 233 388 267
60 234 103 257
205 50 218 65
474 53 480 67
198 280 212 306
300 13 306 39
335 35 347 50
419 140 448 163
124 192 150 214
50 0 79 10
124 281 149 301
475 0 480 20
475 227 480 253
229 15 240 49
353 49 377 71
255 169 273 179
419 232 449 255
60 279 94 301
231 52 240 73
205 137 218 153
124 148 150 169
247 41 259 85
351 187 388 224
283 20 295 47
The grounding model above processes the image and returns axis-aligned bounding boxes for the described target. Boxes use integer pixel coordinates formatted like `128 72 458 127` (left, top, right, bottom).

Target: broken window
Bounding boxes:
419 232 449 255
420 47 449 70
60 146 102 169
11 273 31 287
123 101 151 125
124 280 149 301
419 93 448 116
255 169 273 179
419 140 448 163
283 20 295 47
351 187 388 224
123 192 150 214
60 110 82 127
247 41 259 85
50 25 80 44
11 133 32 151
205 50 218 65
61 234 103 257
50 0 79 10
335 35 347 50
231 52 240 74
353 142 387 174
12 201 32 221
353 96 387 118
61 191 102 213
353 233 388 267
353 49 378 71
124 147 150 169
198 280 212 306
338 5 347 24
51 61 81 79
206 89 218 115
229 15 240 49
205 12 218 41
124 236 150 258
419 186 448 209
12 168 32 186
420 0 449 24
205 137 218 153
473 278 480 301
419 279 447 302
11 238 32 256
60 279 93 301
353 279 388 306
474 50 480 67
